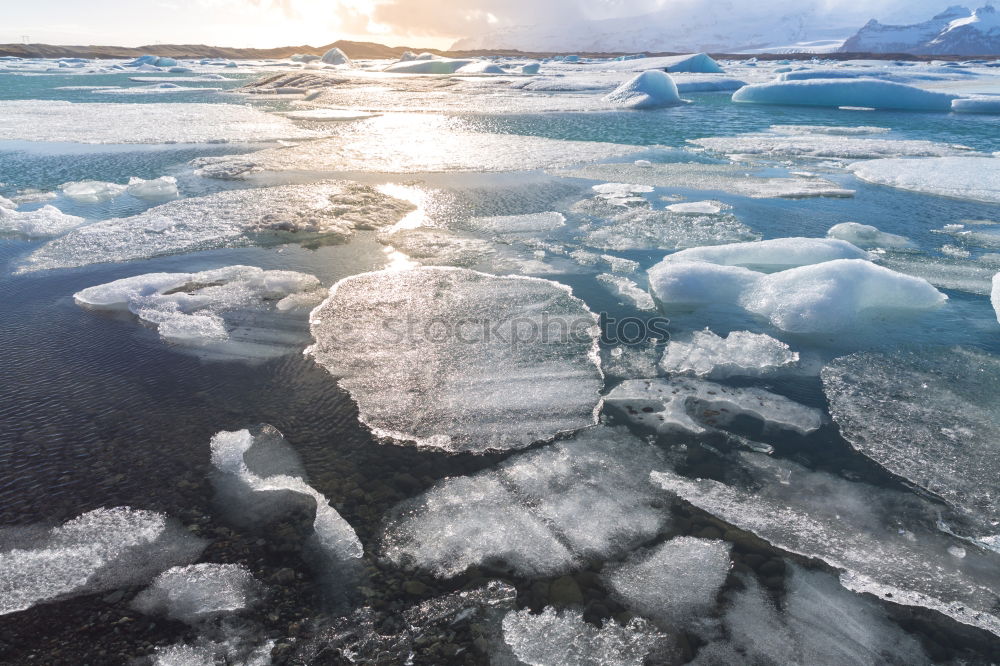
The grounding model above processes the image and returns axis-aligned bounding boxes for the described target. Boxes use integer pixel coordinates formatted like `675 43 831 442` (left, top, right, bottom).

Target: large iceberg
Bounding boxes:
649 257 947 334
0 507 204 615
732 79 957 112
19 182 413 273
210 425 363 559
604 71 683 109
74 266 325 359
382 427 670 577
850 156 1000 204
306 267 602 453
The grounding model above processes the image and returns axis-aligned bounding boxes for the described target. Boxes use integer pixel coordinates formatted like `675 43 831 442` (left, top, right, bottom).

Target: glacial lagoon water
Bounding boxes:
1 55 999 664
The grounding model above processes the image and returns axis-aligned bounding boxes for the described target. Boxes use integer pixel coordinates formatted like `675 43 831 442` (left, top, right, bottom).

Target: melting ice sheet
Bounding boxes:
850 156 1000 204
822 348 1000 532
381 427 670 577
194 114 647 177
306 267 603 453
74 266 325 360
651 453 1000 638
18 181 413 273
0 507 204 615
0 100 322 144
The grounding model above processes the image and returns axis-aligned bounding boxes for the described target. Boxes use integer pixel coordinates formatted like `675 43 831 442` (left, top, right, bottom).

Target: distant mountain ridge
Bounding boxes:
840 5 1000 55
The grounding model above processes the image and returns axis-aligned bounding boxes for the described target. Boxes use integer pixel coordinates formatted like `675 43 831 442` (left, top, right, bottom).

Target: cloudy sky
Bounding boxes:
1 0 970 49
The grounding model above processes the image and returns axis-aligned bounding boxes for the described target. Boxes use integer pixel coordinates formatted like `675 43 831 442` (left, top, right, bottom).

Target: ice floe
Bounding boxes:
603 537 731 626
850 156 1000 203
502 607 670 666
657 237 870 272
822 348 1000 531
604 71 683 109
596 274 656 311
60 180 126 203
952 96 1000 113
732 79 957 112
0 507 204 615
463 211 566 234
827 222 915 249
580 203 759 252
210 425 363 560
659 329 799 378
690 132 969 160
0 100 322 144
651 453 1000 638
877 254 999 296
20 182 412 273
0 204 86 238
605 378 822 436
384 57 474 74
306 267 602 453
559 162 855 199
132 563 259 625
74 266 325 358
694 565 929 665
649 257 946 333
382 427 670 577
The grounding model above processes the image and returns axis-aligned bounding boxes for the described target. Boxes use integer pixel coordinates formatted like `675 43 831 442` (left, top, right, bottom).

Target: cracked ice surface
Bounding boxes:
306 267 603 452
19 181 413 273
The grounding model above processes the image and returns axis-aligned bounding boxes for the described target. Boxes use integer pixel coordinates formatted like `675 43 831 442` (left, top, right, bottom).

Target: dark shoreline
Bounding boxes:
0 39 995 62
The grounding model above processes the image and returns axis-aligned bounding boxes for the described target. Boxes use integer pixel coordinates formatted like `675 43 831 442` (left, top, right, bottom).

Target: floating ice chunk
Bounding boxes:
521 63 540 74
878 255 998 296
320 47 351 66
0 507 204 615
941 243 972 258
850 157 1000 204
648 261 759 308
732 79 956 112
603 537 731 626
0 205 86 238
75 266 325 357
822 348 1000 530
659 53 724 73
384 58 474 74
827 222 914 249
0 196 14 209
210 425 363 559
20 182 411 273
597 274 656 311
125 175 179 200
659 237 870 272
60 179 127 203
306 267 602 453
281 108 376 121
582 207 759 252
502 607 669 666
695 566 929 665
664 200 727 214
660 329 798 378
456 60 505 74
606 377 822 436
132 563 259 625
464 211 566 234
741 260 947 333
559 163 854 199
382 427 671 577
591 182 654 206
690 133 967 160
952 96 1000 113
0 100 321 144
651 453 1000 638
95 83 223 95
993 272 1000 322
604 71 683 109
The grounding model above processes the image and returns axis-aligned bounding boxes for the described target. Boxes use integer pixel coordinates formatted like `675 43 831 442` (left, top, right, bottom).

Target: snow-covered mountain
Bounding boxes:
840 5 1000 55
451 2 850 54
